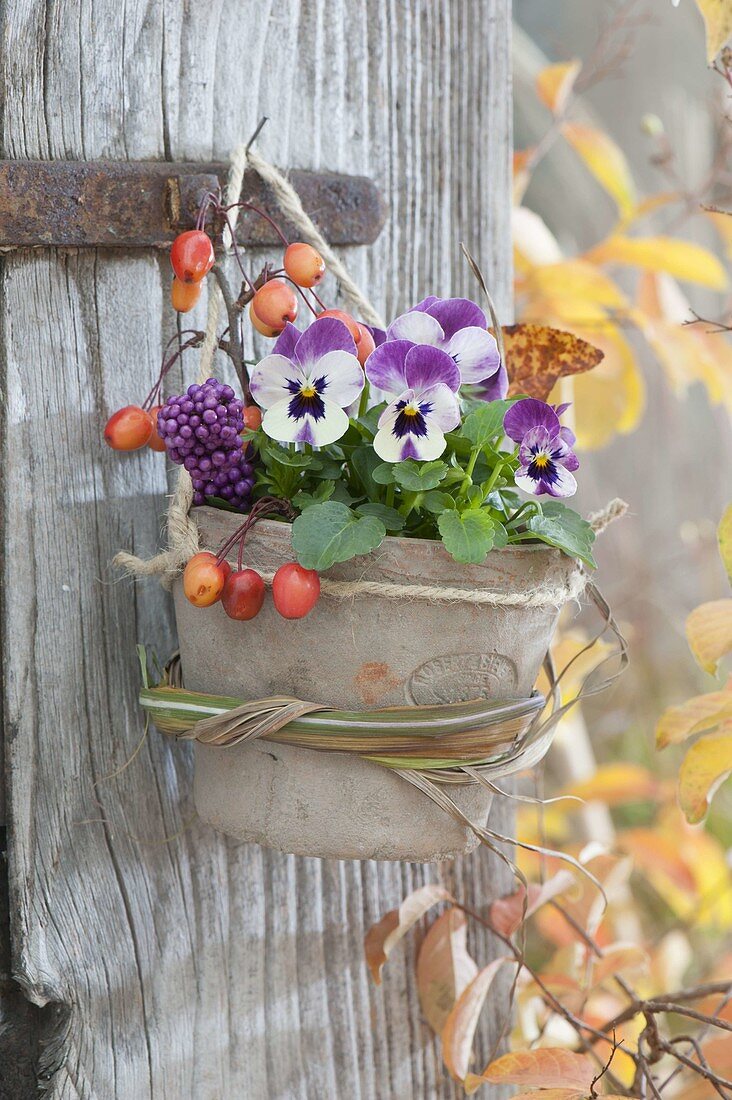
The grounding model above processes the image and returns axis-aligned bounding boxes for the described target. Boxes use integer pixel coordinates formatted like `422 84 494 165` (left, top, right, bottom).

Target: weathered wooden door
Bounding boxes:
0 3 513 1097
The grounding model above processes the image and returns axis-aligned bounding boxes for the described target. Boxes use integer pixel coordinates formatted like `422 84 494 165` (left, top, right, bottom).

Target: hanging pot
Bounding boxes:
172 506 581 861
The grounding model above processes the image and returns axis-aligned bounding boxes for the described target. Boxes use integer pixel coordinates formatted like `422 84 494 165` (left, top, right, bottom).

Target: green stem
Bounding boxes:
358 379 371 419
482 457 506 497
505 500 540 530
385 483 395 509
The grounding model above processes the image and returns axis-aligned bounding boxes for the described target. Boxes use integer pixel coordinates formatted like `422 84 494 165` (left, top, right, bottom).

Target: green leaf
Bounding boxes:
422 490 455 514
309 456 344 479
393 459 449 491
438 509 496 564
372 462 396 486
357 402 386 438
351 445 383 494
462 400 516 449
293 481 336 510
492 521 509 549
356 503 405 531
526 501 596 568
291 501 386 571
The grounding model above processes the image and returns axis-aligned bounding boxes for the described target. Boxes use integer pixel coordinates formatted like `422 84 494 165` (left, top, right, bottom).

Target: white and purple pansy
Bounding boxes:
249 318 364 447
382 296 506 397
503 398 579 499
365 340 461 461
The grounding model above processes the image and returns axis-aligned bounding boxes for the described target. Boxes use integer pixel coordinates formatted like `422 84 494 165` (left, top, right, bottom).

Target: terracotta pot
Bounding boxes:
173 506 580 861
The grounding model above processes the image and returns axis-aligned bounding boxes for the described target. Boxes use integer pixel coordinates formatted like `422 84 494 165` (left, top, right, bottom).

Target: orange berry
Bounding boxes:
284 242 326 288
243 405 263 431
318 308 361 345
249 302 282 337
171 276 202 313
355 323 376 366
170 230 214 283
252 279 299 329
183 552 227 607
104 406 154 451
146 405 167 452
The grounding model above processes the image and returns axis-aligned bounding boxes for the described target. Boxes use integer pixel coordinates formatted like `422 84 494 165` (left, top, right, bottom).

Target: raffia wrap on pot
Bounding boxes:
118 145 628 863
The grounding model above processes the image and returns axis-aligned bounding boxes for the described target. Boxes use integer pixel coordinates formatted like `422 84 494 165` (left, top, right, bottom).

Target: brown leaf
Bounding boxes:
416 908 478 1034
499 323 604 400
441 958 514 1082
364 884 452 984
466 1048 596 1093
488 870 575 937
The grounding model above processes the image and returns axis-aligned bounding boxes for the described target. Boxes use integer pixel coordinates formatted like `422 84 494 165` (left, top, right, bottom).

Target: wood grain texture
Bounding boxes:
1 2 513 1097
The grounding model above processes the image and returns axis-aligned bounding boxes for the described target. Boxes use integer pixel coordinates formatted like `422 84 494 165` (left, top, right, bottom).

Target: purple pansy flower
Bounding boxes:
365 340 461 461
503 398 579 498
249 318 364 447
382 296 505 395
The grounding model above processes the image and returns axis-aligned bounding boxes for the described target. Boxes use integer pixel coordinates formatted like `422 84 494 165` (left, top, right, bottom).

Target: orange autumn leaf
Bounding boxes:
509 1093 628 1100
416 907 478 1034
617 827 697 894
536 59 582 114
488 870 575 937
678 725 732 824
501 323 604 400
441 958 514 1083
364 884 452 983
466 1048 596 1093
589 942 649 988
686 599 732 674
560 763 659 806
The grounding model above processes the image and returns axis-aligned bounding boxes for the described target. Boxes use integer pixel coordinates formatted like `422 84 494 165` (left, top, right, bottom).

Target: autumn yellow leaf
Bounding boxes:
488 871 576 937
678 725 732 824
589 235 728 290
551 325 645 450
416 908 478 1034
467 1048 596 1093
560 763 659 806
513 206 563 270
686 599 732 674
364 884 452 983
441 958 514 1083
656 684 732 747
562 122 636 217
719 504 732 583
694 0 732 61
520 258 629 314
502 323 604 401
536 59 582 114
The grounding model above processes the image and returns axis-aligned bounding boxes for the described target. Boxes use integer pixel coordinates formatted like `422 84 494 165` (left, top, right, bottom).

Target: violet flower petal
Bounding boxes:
444 326 501 384
503 397 561 443
294 316 357 371
404 344 461 394
365 339 413 396
425 297 487 339
387 309 445 345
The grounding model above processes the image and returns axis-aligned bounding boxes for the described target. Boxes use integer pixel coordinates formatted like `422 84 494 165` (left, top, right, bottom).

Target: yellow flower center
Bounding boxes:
533 452 549 469
300 383 317 398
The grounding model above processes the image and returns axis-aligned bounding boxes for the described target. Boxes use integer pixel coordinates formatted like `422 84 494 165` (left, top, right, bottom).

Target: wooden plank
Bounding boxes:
0 1 513 1097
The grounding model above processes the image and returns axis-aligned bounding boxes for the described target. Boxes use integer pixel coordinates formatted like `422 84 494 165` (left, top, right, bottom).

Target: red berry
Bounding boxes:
146 405 167 452
170 230 215 284
272 562 321 620
252 279 298 329
171 276 202 313
355 323 376 366
284 242 326 288
221 569 265 620
243 405 263 431
183 552 227 607
318 308 361 344
104 406 154 451
249 302 281 337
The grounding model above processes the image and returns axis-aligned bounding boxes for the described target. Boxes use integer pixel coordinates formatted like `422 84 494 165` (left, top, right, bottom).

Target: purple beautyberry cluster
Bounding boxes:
157 378 254 508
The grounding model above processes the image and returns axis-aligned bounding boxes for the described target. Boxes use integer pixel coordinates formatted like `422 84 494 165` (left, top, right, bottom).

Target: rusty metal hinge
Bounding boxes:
0 160 386 249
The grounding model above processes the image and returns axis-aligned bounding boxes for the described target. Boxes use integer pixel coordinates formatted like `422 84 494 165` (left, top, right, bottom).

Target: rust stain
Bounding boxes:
354 662 401 706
